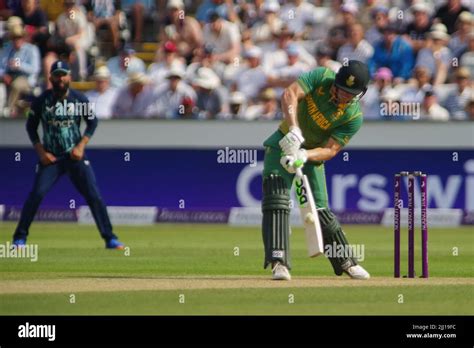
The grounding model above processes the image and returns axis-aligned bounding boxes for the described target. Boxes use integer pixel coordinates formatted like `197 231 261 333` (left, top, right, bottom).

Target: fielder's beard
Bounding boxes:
52 81 69 98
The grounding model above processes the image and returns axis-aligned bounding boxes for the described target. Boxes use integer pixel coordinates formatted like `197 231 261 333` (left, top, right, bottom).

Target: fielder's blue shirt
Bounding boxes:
26 89 98 156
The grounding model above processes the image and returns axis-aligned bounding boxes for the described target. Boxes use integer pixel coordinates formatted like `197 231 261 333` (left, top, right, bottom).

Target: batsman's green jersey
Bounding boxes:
263 67 364 208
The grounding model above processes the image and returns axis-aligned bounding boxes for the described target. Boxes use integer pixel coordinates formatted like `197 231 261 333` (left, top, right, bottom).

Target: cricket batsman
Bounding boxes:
12 61 125 250
262 60 370 280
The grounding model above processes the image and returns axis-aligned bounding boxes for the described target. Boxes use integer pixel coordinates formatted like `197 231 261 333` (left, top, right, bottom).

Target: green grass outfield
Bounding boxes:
0 222 472 315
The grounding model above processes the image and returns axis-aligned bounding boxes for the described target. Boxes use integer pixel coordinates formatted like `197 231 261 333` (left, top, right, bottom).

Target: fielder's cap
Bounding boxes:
230 91 246 104
166 65 185 79
193 67 220 89
334 60 370 95
263 0 280 13
286 44 299 56
50 60 71 75
455 67 470 79
374 67 393 80
128 71 149 84
163 40 177 53
245 46 262 59
94 66 111 79
167 0 184 10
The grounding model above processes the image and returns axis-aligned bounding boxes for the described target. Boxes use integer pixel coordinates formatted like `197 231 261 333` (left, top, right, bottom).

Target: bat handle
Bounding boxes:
295 167 303 177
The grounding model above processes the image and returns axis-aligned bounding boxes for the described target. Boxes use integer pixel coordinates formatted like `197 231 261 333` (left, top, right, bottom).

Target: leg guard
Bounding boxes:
318 208 357 276
262 174 291 269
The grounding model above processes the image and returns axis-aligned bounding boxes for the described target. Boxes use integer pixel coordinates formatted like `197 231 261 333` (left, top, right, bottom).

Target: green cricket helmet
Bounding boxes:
334 60 370 95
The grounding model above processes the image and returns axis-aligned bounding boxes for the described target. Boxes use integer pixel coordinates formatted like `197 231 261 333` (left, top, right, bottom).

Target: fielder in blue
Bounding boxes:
12 61 124 250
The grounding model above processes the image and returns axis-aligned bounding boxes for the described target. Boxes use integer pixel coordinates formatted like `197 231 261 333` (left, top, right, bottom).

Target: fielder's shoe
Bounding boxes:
105 239 125 250
344 265 370 280
12 238 26 248
272 262 291 281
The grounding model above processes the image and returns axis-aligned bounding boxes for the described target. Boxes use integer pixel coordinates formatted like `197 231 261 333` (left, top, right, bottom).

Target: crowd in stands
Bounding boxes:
0 0 472 120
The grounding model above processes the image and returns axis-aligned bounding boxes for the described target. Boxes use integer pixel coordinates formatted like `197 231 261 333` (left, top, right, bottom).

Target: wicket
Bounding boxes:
394 171 428 278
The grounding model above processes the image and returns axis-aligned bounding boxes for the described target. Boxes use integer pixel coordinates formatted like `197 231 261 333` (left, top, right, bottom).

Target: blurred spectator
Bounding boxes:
148 65 196 118
403 2 432 54
337 23 374 64
203 10 241 64
434 0 469 34
359 0 380 30
56 0 91 80
443 67 472 120
327 2 358 56
234 46 267 101
148 40 186 86
112 71 155 117
196 0 236 24
316 45 341 73
421 86 450 121
192 67 227 119
460 33 474 77
415 25 452 85
361 67 393 120
178 95 197 119
39 0 64 22
14 0 48 55
85 0 121 50
448 11 473 60
365 5 389 46
267 44 308 95
380 87 402 121
226 90 246 119
107 44 145 88
466 98 474 120
186 44 227 83
251 1 282 45
401 65 432 104
279 0 317 40
120 0 156 43
369 23 415 83
0 24 40 117
85 66 117 119
244 87 279 120
160 0 203 62
262 25 315 74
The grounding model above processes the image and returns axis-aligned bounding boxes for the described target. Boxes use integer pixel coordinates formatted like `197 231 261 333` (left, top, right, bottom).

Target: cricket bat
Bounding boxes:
294 166 324 257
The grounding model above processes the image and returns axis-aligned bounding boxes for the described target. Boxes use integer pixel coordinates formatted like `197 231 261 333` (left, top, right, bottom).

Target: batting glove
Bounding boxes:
278 126 304 156
280 149 307 174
